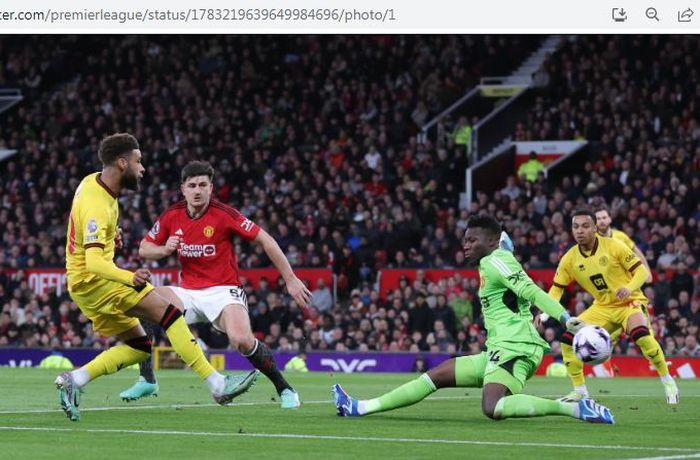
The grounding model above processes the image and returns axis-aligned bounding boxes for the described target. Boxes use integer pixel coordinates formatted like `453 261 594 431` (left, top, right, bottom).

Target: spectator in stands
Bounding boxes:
311 279 333 313
500 176 521 201
452 116 472 155
408 291 433 337
671 262 695 299
679 334 700 357
653 271 672 316
517 151 545 183
1 35 699 358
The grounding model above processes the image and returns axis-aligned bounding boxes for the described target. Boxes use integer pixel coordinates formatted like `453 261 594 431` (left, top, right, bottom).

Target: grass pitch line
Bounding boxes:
0 396 477 415
621 454 700 460
0 393 697 415
0 426 698 453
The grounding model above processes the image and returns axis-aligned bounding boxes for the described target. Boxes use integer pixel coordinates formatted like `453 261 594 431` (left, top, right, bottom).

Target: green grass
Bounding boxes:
1 368 699 459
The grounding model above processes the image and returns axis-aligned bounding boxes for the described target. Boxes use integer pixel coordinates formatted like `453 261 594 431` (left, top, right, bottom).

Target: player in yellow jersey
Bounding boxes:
548 209 678 404
594 205 653 375
56 133 258 421
595 205 652 284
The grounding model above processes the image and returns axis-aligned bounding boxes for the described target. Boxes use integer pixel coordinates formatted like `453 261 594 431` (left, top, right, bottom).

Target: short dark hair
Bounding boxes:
181 161 215 183
572 208 597 223
98 133 139 165
594 204 611 216
465 214 501 238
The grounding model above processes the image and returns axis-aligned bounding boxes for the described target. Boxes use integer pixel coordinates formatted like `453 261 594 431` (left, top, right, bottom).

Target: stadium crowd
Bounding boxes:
0 35 698 360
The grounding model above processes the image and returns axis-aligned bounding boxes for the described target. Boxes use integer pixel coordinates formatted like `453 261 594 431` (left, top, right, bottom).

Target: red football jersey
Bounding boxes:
144 199 260 289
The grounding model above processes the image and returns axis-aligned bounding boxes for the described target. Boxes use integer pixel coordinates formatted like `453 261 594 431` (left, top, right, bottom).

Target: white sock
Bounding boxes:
70 368 91 387
575 384 589 397
660 374 674 384
206 371 226 395
357 399 372 415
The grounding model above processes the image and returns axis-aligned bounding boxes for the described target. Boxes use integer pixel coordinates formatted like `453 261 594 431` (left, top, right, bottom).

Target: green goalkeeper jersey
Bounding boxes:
478 249 566 351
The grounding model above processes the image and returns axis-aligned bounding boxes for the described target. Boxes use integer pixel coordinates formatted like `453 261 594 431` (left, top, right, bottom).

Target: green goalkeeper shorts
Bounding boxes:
455 345 544 395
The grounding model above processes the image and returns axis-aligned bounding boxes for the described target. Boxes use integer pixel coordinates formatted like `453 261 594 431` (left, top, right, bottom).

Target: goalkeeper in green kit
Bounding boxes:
333 215 614 424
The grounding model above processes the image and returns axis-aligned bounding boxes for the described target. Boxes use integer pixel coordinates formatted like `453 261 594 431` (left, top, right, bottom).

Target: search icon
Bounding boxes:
646 7 660 21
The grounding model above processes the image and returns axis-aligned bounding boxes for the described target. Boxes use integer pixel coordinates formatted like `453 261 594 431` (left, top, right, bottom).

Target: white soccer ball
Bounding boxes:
573 325 612 366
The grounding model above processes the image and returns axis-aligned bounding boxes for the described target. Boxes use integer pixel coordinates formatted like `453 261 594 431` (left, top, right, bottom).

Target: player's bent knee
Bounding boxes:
482 401 498 420
229 333 256 353
630 325 650 343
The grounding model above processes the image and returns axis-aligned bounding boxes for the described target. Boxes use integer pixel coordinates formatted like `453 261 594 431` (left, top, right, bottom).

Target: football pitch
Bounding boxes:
1 368 699 460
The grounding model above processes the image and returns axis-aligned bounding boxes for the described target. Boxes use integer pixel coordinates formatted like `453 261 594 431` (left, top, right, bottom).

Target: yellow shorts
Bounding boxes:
68 278 154 336
607 303 652 344
580 303 650 340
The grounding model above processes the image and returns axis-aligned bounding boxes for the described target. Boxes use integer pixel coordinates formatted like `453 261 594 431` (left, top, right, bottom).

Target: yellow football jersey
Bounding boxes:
610 228 635 250
65 172 119 285
552 235 647 307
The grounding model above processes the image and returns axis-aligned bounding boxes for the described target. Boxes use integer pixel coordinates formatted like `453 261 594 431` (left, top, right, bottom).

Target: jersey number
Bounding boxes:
589 273 609 291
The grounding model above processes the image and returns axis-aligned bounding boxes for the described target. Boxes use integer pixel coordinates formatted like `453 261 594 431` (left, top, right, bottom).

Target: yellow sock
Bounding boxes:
164 315 215 379
84 345 149 379
561 343 586 387
636 335 669 377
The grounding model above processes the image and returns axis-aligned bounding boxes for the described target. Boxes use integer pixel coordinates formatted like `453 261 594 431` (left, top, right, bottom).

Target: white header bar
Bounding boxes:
1 0 700 32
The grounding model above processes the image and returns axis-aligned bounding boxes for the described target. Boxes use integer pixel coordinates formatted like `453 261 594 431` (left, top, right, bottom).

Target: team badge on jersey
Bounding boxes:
203 225 215 238
148 221 160 239
87 219 98 234
599 256 608 267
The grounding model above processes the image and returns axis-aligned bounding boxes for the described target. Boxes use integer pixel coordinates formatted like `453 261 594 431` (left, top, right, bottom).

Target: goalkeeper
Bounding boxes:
333 215 614 424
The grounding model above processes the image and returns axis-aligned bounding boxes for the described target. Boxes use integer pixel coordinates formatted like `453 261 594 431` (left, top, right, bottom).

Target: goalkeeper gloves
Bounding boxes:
563 314 586 334
539 312 586 333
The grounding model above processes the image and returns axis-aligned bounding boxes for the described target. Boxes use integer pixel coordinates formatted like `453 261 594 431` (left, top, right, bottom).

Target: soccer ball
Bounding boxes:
573 325 612 365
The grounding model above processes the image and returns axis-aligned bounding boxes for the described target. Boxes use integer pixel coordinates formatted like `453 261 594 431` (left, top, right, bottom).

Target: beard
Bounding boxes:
121 169 140 191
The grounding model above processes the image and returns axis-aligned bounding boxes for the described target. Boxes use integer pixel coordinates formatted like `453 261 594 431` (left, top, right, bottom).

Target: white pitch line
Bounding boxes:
0 396 475 415
0 426 698 453
622 454 700 460
0 393 697 415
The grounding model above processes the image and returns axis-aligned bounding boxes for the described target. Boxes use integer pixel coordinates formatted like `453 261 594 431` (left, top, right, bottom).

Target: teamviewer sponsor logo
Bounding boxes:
179 244 216 258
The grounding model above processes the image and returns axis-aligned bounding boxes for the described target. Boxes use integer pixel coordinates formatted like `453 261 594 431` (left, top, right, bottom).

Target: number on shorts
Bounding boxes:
488 350 501 363
229 287 247 305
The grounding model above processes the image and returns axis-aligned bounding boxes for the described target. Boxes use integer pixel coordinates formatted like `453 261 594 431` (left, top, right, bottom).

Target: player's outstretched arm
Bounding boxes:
633 245 653 283
548 253 572 302
138 237 180 260
617 261 649 300
613 240 649 299
490 251 570 324
254 229 312 309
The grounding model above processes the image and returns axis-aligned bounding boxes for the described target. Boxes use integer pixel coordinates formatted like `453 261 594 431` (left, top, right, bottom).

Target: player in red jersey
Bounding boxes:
120 161 312 408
